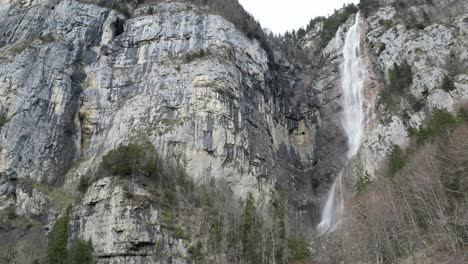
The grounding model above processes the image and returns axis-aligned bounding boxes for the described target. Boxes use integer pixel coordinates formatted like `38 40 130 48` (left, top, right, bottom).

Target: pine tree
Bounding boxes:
273 191 290 263
67 239 94 264
241 192 262 263
46 207 71 264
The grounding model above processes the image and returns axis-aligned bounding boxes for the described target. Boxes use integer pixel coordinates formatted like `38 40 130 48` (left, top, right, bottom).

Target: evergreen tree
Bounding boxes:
67 239 94 264
273 191 290 263
388 61 413 93
46 207 71 264
241 192 262 263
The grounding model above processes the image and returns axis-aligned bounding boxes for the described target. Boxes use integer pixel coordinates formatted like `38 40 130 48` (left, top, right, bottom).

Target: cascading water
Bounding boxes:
341 13 365 159
317 12 365 236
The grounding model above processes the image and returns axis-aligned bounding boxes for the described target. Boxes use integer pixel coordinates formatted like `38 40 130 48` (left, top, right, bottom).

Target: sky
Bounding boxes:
238 0 360 34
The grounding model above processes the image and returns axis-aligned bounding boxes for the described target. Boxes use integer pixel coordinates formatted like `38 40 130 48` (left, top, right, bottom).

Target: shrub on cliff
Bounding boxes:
388 61 413 93
409 108 458 144
188 241 205 263
0 113 7 128
379 61 415 112
78 176 90 194
441 75 456 92
186 0 274 62
102 143 160 178
97 0 130 17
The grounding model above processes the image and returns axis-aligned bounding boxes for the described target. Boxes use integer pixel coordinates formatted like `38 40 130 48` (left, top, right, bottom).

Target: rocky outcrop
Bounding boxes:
0 0 319 208
1 0 468 262
354 4 468 181
0 0 320 262
70 177 188 264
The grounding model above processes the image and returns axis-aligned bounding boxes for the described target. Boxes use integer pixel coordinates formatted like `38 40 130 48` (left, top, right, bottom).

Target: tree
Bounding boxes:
242 192 262 263
387 145 407 178
273 191 290 263
67 239 94 264
359 0 378 16
388 61 413 93
46 207 71 264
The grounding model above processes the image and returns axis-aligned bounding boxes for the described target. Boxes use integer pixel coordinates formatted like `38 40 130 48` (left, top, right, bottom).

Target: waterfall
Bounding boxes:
341 12 365 159
317 12 365 236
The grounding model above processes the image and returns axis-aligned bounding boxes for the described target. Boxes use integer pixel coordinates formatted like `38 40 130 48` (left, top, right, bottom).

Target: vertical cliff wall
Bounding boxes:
1 0 467 263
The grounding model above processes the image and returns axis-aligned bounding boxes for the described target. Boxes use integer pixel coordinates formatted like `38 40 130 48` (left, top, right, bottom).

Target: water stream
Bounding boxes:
317 12 365 236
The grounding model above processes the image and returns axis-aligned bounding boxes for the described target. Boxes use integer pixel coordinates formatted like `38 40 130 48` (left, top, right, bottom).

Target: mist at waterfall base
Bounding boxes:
317 12 365 236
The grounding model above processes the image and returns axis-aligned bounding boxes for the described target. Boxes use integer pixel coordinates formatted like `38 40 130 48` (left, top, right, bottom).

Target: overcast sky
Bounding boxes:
238 0 360 34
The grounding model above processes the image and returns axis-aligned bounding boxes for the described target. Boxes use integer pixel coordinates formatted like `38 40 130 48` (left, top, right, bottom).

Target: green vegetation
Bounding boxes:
101 143 193 204
408 108 458 144
0 209 40 230
78 176 90 194
458 107 468 122
379 61 421 114
97 0 130 17
386 145 408 178
379 19 393 30
441 75 456 92
406 14 426 30
272 191 312 262
161 208 176 228
198 181 314 263
38 33 56 44
273 192 288 262
163 189 177 207
186 0 274 62
46 208 71 264
288 238 311 261
67 239 94 264
187 241 204 263
241 192 262 263
147 6 154 15
0 113 8 128
102 143 160 178
0 209 44 264
359 0 379 17
99 144 314 263
183 48 212 63
392 0 407 9
201 185 224 254
388 61 413 93
354 173 373 194
320 4 358 47
33 182 74 209
172 225 187 239
322 106 468 263
46 207 94 264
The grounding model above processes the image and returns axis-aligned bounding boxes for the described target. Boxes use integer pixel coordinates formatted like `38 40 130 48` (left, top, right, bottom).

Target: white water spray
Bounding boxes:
317 12 365 235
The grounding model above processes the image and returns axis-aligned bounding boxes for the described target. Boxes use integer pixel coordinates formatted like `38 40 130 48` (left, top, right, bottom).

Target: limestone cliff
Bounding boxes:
0 0 467 263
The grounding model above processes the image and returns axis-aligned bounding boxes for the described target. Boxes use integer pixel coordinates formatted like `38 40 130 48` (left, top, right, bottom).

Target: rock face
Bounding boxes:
355 4 468 181
0 0 318 207
1 0 468 263
70 177 188 264
0 1 326 206
0 0 320 262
